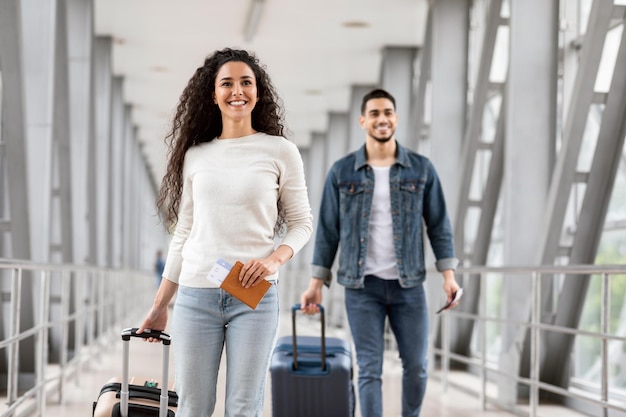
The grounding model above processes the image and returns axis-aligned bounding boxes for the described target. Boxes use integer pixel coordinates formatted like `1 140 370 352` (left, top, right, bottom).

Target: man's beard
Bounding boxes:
372 134 393 143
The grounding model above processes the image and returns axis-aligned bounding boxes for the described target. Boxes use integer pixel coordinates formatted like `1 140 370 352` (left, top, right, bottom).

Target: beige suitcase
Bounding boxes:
92 328 177 417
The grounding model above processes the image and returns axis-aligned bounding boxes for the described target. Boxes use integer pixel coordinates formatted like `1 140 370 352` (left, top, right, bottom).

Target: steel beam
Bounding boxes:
454 0 504 262
541 19 626 389
536 0 614 266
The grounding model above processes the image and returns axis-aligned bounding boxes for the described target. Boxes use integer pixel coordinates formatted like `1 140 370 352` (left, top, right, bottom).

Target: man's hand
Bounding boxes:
442 269 461 309
300 278 324 314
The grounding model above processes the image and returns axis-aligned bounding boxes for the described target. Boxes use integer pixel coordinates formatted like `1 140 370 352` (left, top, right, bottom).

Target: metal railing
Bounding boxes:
2 261 626 417
0 259 154 417
280 263 626 415
432 264 626 417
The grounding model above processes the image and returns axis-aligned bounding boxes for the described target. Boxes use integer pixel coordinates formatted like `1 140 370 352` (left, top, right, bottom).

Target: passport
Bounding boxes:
220 261 271 310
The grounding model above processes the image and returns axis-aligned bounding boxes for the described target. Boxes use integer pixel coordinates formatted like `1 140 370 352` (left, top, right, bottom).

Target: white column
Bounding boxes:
348 85 375 152
429 0 469 218
379 46 417 147
108 76 125 267
325 112 349 163
500 0 558 405
21 0 57 262
92 36 113 267
67 0 93 264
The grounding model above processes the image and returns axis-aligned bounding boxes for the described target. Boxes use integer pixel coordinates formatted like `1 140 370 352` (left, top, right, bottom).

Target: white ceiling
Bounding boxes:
94 0 428 185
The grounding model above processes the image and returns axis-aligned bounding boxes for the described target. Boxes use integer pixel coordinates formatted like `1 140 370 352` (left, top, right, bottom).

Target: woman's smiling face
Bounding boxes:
213 61 259 123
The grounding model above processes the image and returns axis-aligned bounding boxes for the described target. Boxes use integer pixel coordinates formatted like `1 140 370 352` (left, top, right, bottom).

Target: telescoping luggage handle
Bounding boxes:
120 328 172 417
291 304 326 372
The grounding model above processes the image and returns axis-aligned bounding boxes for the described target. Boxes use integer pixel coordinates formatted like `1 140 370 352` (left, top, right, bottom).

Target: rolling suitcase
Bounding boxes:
270 304 355 417
92 328 177 417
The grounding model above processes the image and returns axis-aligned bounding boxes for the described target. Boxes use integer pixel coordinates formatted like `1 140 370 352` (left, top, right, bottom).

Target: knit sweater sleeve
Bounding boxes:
162 159 194 284
277 141 313 255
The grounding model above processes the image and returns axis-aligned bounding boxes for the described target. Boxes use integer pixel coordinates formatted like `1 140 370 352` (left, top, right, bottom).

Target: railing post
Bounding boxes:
87 270 97 363
74 270 85 385
36 269 51 416
600 272 610 417
479 271 487 410
59 270 71 402
529 270 541 417
442 303 450 392
7 268 22 416
97 270 106 347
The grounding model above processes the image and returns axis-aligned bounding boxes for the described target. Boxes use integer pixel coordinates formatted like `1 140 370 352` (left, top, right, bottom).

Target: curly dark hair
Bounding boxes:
157 48 287 230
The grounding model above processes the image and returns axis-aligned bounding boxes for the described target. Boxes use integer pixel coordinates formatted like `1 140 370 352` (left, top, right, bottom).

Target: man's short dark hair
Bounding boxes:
361 89 396 114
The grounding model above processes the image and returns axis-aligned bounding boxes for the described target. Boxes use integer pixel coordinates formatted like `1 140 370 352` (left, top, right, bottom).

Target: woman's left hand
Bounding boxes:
240 257 280 288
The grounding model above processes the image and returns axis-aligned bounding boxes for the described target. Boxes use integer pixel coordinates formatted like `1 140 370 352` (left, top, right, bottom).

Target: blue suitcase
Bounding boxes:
270 304 355 417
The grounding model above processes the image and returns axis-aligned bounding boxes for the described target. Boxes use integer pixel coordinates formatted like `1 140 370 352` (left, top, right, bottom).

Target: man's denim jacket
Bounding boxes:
311 142 458 289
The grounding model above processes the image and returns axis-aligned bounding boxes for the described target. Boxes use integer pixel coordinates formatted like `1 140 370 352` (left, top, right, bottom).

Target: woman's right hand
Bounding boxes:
137 277 178 342
137 305 169 343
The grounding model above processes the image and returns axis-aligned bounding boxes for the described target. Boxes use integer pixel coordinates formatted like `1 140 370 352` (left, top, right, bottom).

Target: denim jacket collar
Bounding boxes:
354 141 412 171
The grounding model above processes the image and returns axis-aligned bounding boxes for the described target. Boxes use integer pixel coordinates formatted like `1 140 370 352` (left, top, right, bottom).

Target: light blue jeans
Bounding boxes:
171 283 279 417
345 275 429 417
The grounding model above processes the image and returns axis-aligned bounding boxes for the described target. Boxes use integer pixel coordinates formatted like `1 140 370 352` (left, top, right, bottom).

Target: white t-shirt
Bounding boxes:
163 133 313 288
364 166 399 280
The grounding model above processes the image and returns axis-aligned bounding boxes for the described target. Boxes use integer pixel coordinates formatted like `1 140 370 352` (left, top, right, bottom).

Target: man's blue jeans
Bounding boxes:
171 284 279 417
345 275 429 417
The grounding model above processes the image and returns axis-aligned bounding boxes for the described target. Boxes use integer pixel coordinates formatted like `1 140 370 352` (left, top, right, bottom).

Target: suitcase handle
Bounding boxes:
122 327 171 345
291 304 326 372
119 327 171 417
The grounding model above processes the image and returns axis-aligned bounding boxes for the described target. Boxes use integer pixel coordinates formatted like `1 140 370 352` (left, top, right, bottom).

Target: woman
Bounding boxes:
138 48 313 417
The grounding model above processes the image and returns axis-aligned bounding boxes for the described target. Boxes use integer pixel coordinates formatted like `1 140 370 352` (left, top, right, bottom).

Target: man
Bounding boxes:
300 88 460 417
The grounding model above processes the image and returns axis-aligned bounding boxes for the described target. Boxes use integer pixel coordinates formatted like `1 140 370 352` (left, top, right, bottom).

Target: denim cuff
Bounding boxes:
435 257 459 272
311 264 332 287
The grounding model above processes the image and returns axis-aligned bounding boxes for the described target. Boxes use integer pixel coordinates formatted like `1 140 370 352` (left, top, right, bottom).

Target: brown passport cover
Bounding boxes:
220 261 271 309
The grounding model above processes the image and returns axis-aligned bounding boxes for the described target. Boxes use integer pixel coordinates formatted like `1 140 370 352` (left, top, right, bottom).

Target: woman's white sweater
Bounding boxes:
162 133 313 288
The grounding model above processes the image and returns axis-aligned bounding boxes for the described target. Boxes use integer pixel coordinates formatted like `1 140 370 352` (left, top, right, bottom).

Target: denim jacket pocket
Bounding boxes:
398 178 425 213
338 181 366 218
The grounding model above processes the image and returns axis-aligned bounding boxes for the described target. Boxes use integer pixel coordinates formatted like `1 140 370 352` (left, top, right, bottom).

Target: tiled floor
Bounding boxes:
37 311 583 417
